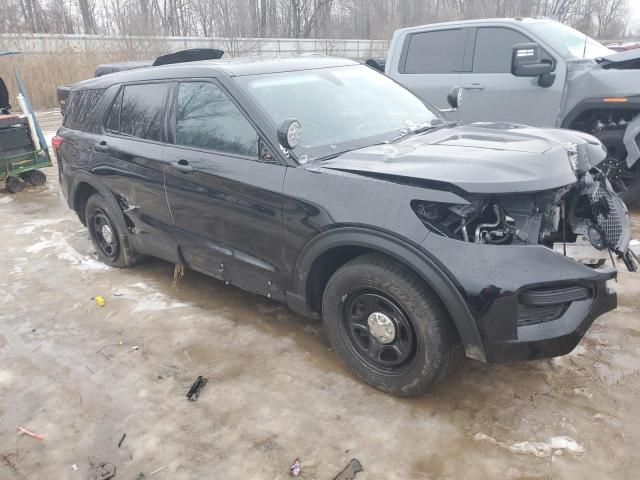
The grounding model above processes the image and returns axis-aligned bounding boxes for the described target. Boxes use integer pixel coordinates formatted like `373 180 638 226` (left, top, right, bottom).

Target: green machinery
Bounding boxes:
0 51 52 193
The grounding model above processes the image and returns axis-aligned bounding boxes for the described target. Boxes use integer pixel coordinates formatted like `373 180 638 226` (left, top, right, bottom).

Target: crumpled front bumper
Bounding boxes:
421 234 618 363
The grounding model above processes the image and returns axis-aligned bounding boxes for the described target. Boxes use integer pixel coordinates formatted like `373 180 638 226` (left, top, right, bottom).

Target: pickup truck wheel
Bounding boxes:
85 194 139 268
322 253 462 396
594 129 640 206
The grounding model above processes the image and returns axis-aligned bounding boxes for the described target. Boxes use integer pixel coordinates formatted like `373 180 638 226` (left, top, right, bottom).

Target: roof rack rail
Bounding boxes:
152 48 224 66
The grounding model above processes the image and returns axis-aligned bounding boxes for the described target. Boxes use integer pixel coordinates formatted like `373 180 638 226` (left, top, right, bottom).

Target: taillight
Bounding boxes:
51 135 64 155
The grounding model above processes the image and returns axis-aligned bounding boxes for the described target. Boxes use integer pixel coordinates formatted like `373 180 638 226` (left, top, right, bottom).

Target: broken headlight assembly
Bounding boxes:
411 172 638 272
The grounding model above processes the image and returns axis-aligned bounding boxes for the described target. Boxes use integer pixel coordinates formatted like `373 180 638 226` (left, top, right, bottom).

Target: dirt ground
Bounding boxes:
1 113 640 479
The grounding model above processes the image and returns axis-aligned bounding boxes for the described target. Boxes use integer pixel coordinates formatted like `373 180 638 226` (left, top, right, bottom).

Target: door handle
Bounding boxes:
461 84 486 91
172 159 194 173
94 140 109 152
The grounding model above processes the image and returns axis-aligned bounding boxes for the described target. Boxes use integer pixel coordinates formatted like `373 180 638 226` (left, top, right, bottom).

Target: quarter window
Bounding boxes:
473 27 552 73
403 29 467 74
175 82 258 157
116 83 169 141
63 88 106 130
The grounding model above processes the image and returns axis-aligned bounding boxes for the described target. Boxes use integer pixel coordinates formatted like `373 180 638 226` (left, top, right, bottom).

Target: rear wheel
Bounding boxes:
5 176 25 193
321 253 462 396
85 194 139 268
594 129 640 206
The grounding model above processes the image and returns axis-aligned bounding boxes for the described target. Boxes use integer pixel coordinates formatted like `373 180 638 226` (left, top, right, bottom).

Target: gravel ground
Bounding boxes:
0 114 639 479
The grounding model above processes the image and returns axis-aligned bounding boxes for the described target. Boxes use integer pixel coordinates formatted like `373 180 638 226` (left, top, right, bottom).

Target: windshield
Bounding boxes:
527 21 614 59
237 65 440 161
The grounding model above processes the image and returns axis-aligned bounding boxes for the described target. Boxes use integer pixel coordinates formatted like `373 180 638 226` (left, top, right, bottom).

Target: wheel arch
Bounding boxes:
289 227 486 362
69 173 130 233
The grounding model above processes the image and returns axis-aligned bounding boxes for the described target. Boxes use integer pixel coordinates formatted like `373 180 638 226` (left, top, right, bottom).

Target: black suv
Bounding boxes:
56 57 635 396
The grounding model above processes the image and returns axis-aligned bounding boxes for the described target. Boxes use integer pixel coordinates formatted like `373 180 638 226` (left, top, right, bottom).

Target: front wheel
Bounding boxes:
321 253 462 396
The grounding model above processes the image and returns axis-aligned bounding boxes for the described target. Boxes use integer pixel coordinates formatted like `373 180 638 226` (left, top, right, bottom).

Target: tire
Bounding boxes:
27 170 47 186
5 176 25 193
321 253 462 396
84 194 139 268
594 129 640 206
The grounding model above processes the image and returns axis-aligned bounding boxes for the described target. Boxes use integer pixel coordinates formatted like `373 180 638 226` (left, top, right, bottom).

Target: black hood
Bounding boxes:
318 123 606 194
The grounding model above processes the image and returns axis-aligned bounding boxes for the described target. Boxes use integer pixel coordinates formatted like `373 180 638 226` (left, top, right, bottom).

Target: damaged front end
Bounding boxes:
412 171 637 272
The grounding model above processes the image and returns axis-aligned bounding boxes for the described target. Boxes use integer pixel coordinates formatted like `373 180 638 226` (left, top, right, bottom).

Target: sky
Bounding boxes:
631 0 640 21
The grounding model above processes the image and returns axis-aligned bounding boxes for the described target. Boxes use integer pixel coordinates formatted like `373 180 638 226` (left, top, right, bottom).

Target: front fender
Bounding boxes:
290 226 487 362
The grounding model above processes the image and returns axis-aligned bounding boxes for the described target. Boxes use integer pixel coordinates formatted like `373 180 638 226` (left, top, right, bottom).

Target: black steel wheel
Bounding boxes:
84 194 140 268
90 208 120 261
322 253 462 396
27 170 47 186
5 176 25 193
342 291 417 375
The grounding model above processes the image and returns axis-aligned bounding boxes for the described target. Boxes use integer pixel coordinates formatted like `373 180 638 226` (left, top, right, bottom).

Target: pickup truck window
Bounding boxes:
175 81 258 158
473 27 532 73
403 29 467 74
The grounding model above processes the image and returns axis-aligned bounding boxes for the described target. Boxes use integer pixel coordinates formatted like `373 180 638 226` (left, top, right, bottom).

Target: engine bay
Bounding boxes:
412 171 638 272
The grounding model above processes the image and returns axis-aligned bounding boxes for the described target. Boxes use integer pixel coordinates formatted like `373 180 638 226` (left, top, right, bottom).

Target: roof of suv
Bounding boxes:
72 56 358 90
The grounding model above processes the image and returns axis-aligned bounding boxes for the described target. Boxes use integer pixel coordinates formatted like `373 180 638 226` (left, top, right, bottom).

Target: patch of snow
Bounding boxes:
474 432 584 457
15 218 68 235
509 437 584 457
25 232 111 272
0 196 13 204
112 283 188 313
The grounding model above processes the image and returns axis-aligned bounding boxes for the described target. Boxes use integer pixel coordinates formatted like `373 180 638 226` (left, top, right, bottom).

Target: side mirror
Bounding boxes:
277 118 301 150
447 86 461 109
511 43 553 77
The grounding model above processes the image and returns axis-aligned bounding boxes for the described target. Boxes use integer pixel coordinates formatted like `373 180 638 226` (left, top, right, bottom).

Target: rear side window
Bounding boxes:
175 82 258 157
473 27 551 73
403 29 467 74
63 88 106 130
111 83 169 141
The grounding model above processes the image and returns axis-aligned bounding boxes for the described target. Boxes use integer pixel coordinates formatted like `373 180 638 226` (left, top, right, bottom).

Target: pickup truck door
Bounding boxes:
456 26 565 127
389 28 470 120
163 80 286 299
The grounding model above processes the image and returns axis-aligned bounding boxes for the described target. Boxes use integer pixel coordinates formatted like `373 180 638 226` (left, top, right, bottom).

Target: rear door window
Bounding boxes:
402 29 467 74
473 27 552 73
116 83 169 141
64 88 106 130
175 81 258 158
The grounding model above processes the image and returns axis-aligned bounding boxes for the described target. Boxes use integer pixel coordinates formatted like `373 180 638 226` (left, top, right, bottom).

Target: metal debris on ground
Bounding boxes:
289 458 301 477
185 375 207 401
149 465 167 476
332 459 363 480
16 425 44 441
117 433 126 448
87 459 116 480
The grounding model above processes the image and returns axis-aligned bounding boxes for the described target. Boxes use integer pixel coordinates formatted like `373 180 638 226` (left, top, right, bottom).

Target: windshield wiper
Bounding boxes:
391 120 456 143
